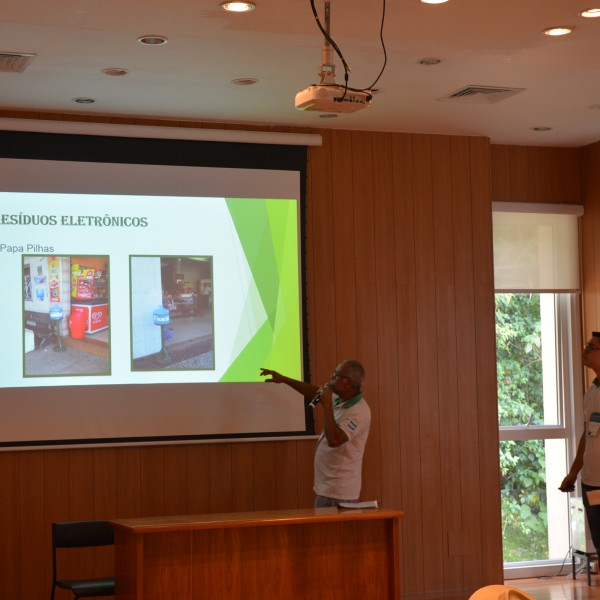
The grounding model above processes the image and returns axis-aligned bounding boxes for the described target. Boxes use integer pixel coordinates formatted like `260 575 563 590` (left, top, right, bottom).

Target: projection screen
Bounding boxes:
0 130 312 448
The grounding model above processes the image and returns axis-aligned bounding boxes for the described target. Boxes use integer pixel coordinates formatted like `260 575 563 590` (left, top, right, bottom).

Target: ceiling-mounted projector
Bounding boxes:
295 84 372 114
295 1 374 116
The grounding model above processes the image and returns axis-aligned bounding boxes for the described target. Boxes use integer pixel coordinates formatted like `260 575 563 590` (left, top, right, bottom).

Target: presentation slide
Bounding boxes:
0 154 308 447
2 192 301 385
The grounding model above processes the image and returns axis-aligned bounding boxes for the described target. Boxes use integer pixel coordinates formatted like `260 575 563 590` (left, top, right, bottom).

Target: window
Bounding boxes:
493 203 584 578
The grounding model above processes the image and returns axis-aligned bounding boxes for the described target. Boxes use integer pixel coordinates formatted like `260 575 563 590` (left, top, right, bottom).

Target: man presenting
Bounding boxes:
559 331 600 556
260 360 371 508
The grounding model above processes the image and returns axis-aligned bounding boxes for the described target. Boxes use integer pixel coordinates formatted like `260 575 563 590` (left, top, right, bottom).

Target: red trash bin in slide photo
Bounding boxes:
68 310 86 339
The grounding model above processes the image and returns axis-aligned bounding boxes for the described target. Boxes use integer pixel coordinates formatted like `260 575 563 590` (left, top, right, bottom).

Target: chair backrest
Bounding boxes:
51 520 115 600
52 520 114 550
469 585 536 600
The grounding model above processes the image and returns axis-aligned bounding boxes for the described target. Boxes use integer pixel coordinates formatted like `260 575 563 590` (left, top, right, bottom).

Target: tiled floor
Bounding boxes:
132 312 214 370
23 311 214 375
24 332 110 375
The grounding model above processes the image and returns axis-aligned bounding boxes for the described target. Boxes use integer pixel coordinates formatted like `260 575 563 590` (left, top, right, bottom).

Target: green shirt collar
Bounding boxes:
335 392 363 409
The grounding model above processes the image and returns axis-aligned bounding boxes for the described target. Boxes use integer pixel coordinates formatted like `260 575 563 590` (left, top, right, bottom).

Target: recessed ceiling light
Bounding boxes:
102 68 129 77
231 77 259 85
581 8 600 17
531 126 552 132
72 97 96 104
137 35 168 45
418 57 442 66
420 0 450 4
543 26 574 36
220 2 256 12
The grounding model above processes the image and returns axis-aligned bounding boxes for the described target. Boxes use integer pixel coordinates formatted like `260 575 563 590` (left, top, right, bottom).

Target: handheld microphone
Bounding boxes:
309 383 332 408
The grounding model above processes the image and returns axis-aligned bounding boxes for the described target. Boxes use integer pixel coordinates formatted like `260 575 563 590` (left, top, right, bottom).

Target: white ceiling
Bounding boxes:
1 0 600 147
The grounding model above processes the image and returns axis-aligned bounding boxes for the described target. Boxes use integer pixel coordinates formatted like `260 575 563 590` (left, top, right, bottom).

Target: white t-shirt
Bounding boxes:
582 382 600 486
313 394 371 500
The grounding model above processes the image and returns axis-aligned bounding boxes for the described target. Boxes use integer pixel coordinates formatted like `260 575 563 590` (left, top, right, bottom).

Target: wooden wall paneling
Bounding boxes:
559 147 582 204
304 134 317 382
67 449 94 519
129 117 160 127
80 115 107 124
491 145 582 205
580 144 600 386
274 440 299 509
431 135 464 593
588 149 600 329
391 132 424 595
93 447 118 518
116 446 142 518
306 129 340 441
91 447 117 578
0 109 28 119
371 131 403 510
490 145 511 202
349 131 382 504
525 146 581 204
231 442 256 512
349 130 377 367
296 438 317 508
140 446 165 517
507 145 530 202
469 136 504 583
19 451 46 600
163 445 188 516
526 146 552 204
209 443 233 512
186 443 211 514
545 146 564 202
43 450 70 597
330 129 359 360
411 134 445 595
0 452 20 598
450 136 485 590
65 449 96 588
544 148 567 203
591 142 600 330
582 143 600 334
581 148 596 385
252 441 277 510
306 130 337 385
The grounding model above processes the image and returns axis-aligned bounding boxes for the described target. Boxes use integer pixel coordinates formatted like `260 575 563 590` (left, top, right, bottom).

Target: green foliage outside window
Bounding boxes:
496 293 549 562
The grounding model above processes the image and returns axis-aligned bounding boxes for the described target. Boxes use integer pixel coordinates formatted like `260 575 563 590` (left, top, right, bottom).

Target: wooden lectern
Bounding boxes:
111 507 403 600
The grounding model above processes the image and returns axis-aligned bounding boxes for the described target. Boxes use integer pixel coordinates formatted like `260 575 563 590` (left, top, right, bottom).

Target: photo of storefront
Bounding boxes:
130 256 214 370
23 255 110 376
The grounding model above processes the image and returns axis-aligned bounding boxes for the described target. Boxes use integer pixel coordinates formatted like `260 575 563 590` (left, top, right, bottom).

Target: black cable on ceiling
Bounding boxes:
308 0 387 96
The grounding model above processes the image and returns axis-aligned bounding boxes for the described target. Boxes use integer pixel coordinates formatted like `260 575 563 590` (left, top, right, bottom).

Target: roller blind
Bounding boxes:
492 202 582 292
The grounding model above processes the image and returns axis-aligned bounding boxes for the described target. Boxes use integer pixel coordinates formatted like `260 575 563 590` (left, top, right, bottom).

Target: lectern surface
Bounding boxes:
112 506 403 532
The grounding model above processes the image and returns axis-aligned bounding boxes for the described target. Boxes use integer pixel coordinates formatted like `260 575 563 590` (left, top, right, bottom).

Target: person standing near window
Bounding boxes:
559 331 600 556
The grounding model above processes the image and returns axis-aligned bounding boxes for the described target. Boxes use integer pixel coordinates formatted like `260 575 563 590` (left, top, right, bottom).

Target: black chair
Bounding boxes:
51 520 115 600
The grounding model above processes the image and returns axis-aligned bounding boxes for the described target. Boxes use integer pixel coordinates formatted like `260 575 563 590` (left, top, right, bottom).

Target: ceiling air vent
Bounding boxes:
439 85 525 104
0 52 36 73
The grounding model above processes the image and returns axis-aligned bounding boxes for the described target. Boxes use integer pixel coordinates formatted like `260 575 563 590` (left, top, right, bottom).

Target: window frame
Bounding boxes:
498 294 584 578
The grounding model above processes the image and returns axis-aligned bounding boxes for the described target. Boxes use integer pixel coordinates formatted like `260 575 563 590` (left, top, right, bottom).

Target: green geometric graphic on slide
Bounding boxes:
221 198 302 382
